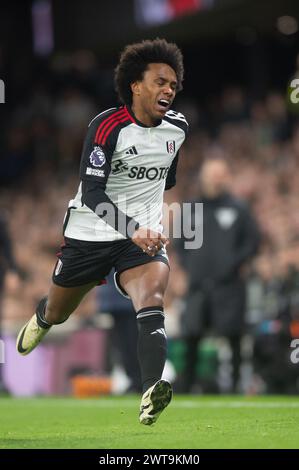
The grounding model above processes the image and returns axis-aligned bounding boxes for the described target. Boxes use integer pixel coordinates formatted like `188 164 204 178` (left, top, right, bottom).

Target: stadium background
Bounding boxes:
1 0 299 398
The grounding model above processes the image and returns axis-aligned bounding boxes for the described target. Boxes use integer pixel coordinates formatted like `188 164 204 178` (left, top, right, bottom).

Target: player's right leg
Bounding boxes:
118 260 172 425
16 281 96 355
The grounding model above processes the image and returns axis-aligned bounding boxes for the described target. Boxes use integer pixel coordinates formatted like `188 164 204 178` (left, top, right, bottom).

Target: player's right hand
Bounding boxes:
131 227 169 257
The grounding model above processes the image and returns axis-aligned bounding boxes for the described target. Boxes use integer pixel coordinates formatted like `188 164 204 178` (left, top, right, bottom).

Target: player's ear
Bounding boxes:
131 81 141 96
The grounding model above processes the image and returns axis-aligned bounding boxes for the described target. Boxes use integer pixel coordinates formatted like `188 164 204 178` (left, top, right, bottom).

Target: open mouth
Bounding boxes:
157 99 170 109
156 99 171 115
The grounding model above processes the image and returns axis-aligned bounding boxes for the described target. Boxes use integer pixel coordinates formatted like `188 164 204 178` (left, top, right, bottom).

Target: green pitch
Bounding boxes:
0 395 298 449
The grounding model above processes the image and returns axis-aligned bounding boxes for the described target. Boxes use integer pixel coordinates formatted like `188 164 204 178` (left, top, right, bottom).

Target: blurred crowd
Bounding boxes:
1 49 299 393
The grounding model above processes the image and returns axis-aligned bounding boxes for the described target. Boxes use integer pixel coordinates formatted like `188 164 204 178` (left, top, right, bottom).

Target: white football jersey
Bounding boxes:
64 105 188 241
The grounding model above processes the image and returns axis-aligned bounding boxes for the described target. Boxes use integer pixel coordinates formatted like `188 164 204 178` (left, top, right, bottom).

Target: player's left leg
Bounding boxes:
16 281 97 355
119 261 172 425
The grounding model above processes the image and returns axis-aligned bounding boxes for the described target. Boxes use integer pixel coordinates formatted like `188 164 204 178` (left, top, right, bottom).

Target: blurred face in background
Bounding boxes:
199 159 231 198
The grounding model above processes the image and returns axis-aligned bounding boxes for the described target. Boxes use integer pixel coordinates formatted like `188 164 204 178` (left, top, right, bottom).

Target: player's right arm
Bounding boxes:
79 109 140 239
80 110 167 253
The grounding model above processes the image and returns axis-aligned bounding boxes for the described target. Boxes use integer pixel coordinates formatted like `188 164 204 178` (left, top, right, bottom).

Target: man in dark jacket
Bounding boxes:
180 158 260 393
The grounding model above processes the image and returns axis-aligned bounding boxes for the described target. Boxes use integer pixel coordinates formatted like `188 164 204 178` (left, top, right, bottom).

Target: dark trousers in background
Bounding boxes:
108 308 141 392
182 335 242 393
180 278 246 393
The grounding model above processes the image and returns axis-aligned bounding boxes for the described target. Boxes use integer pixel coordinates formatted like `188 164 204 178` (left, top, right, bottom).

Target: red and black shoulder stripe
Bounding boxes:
90 106 135 147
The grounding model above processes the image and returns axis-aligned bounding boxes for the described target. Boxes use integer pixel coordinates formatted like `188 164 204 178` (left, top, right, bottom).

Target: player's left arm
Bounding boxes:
164 110 189 191
165 151 179 190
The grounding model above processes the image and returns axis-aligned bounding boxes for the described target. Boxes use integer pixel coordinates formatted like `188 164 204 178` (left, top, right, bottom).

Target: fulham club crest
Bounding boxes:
166 140 176 154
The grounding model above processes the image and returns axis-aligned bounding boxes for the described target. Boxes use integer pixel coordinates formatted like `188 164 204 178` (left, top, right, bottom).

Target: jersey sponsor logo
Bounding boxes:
128 166 170 181
125 145 138 155
166 140 176 154
89 146 106 167
112 159 129 174
86 167 105 177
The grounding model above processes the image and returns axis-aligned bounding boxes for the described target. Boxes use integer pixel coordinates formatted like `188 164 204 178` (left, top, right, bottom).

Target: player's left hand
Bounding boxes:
131 227 169 257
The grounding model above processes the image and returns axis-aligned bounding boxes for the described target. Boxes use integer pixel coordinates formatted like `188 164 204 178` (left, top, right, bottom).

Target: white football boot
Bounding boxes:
16 314 51 355
139 379 172 425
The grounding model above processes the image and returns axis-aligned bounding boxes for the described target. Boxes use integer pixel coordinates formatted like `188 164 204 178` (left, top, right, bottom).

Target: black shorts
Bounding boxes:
52 237 169 288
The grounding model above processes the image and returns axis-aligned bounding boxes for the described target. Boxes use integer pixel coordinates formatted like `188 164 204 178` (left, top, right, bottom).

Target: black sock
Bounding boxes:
136 306 167 393
35 297 52 329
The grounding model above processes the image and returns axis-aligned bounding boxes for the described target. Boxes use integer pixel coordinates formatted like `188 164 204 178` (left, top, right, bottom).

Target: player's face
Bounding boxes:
131 63 177 126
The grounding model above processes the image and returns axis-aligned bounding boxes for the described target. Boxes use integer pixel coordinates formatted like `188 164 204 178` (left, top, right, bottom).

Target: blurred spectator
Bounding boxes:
54 87 96 168
0 214 21 393
0 126 33 185
252 265 299 394
177 157 260 393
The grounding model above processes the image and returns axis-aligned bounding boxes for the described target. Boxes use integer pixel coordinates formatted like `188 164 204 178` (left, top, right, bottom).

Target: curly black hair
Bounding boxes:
114 38 184 105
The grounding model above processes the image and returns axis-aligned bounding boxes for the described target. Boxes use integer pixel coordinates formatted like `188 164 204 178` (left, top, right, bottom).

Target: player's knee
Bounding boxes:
138 291 164 309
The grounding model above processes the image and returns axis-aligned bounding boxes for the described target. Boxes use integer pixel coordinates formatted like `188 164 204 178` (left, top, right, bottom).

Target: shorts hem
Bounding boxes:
52 276 105 288
116 256 170 277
